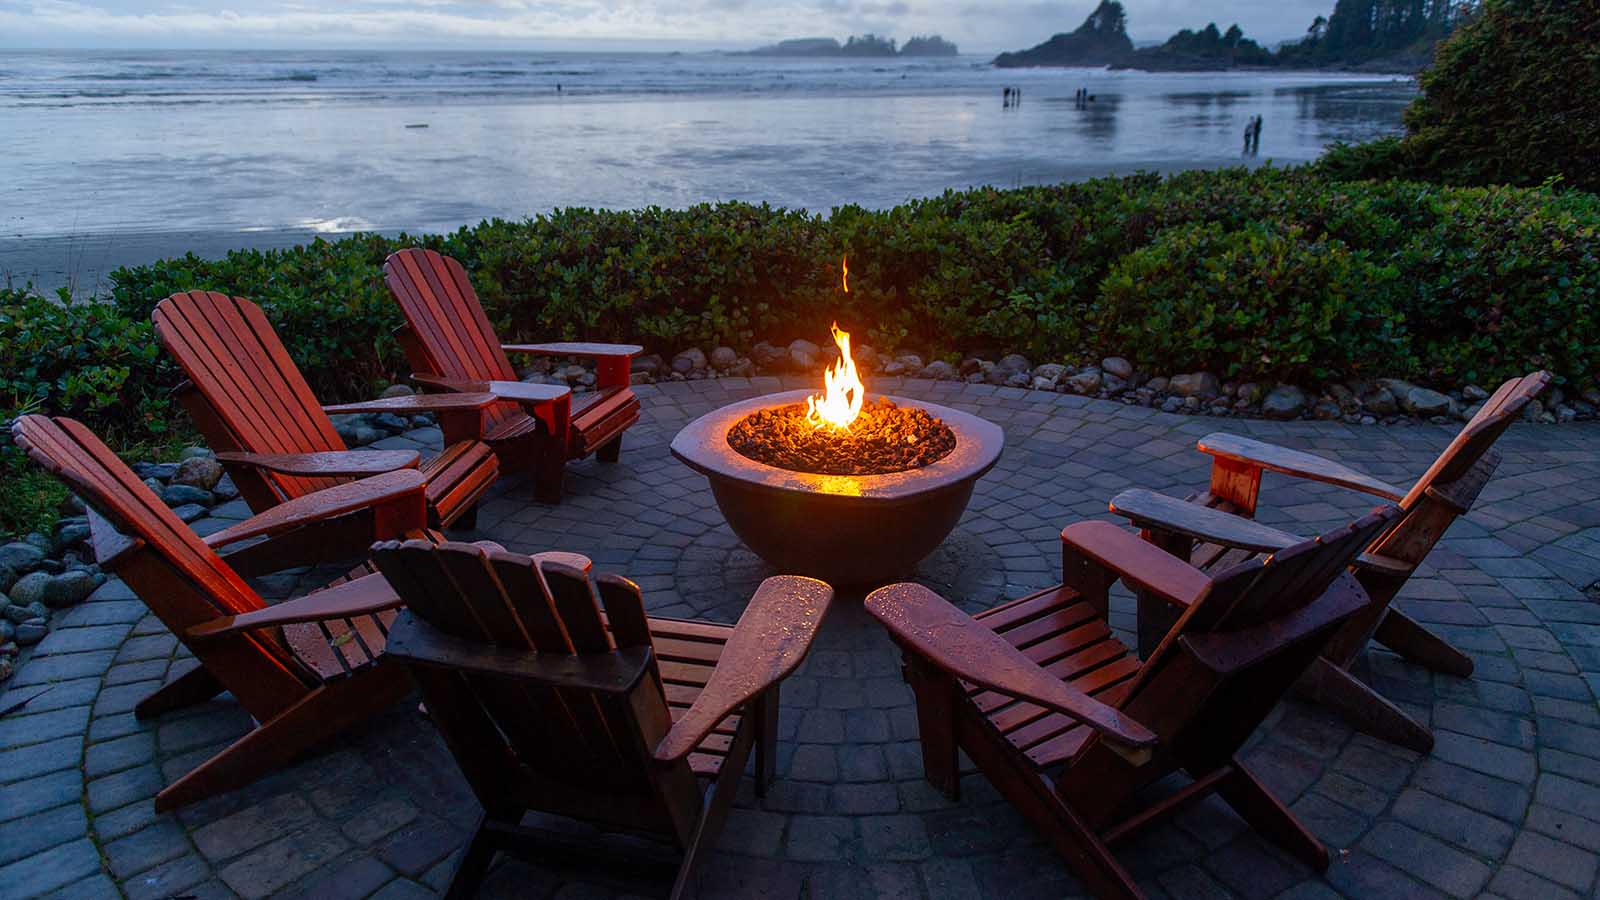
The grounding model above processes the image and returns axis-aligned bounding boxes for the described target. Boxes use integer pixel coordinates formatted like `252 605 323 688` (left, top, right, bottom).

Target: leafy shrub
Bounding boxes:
1319 0 1600 192
4 168 1599 536
1096 222 1403 382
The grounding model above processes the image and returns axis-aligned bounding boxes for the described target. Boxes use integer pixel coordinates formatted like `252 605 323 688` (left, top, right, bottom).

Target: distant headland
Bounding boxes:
745 34 959 58
994 0 1460 73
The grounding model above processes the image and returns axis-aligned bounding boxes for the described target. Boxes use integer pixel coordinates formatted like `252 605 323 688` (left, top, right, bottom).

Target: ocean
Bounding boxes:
0 48 1416 291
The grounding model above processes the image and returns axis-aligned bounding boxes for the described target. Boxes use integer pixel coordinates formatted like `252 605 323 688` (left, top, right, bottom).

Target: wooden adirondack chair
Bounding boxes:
372 540 831 899
11 414 432 811
383 248 643 503
867 507 1399 900
1109 371 1551 751
153 291 507 571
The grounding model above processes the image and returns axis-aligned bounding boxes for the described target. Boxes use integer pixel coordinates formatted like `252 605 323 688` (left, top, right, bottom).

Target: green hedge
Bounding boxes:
4 168 1597 502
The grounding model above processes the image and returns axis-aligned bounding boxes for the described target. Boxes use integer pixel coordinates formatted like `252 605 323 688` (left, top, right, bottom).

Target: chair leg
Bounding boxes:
1216 762 1329 871
444 813 502 900
450 503 479 532
1373 608 1474 677
596 435 623 463
1296 656 1434 752
154 665 410 812
752 687 779 797
904 658 961 799
670 712 757 900
534 444 566 504
135 662 224 720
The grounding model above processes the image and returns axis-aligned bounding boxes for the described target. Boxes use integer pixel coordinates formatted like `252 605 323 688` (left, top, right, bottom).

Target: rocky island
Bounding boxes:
746 33 959 58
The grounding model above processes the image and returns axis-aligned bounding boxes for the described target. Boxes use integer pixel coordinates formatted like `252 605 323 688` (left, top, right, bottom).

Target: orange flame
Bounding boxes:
842 256 850 294
806 321 865 430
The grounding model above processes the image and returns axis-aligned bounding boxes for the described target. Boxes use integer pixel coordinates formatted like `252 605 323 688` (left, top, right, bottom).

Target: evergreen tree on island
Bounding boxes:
993 0 1133 68
901 35 960 57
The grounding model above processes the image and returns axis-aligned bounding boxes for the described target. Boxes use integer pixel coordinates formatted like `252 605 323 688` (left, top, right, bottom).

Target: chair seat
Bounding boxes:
632 615 742 777
281 561 395 682
970 587 1143 769
420 440 499 526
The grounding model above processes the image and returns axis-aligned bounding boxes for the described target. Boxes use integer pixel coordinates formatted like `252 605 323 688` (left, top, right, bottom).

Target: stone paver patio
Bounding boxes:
4 376 1600 900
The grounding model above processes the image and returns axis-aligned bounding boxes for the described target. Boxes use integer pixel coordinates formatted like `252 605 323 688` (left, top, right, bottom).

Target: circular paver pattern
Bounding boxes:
3 375 1599 900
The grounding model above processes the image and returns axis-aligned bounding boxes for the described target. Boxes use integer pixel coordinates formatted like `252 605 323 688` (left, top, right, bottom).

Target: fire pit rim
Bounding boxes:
670 389 1004 505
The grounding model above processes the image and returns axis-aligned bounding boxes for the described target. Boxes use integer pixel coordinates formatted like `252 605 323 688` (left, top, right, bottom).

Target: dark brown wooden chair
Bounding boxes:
383 248 643 503
1110 370 1550 751
11 414 432 811
867 506 1399 900
154 291 506 570
373 539 831 899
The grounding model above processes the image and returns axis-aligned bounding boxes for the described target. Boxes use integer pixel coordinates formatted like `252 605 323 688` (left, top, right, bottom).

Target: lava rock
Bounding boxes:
42 571 97 609
1262 385 1309 420
919 360 958 380
162 484 214 508
710 347 739 370
8 572 50 609
1101 357 1134 380
15 619 47 646
1170 372 1221 398
172 456 225 491
1064 369 1102 395
0 543 44 574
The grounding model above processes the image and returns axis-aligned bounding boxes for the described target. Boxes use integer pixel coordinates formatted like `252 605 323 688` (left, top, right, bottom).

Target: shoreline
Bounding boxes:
0 228 398 298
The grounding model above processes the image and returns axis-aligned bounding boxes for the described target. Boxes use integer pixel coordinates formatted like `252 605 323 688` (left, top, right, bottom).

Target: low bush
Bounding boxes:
3 167 1598 535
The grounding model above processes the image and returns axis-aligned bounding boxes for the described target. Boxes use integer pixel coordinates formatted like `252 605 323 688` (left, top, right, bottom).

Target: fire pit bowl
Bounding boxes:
671 390 1004 587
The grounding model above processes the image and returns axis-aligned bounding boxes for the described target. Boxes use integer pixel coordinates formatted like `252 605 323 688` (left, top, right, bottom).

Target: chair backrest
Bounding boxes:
1116 506 1401 763
372 540 701 840
1373 371 1550 569
153 291 347 503
9 416 307 691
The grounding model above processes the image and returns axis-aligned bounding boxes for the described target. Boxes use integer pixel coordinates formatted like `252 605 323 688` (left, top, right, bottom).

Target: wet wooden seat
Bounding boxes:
374 540 831 898
11 414 429 811
384 248 643 503
1111 370 1552 752
153 290 502 570
869 507 1399 900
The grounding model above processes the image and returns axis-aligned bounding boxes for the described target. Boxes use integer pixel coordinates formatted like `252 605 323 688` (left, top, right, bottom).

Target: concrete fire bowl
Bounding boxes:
671 390 1004 588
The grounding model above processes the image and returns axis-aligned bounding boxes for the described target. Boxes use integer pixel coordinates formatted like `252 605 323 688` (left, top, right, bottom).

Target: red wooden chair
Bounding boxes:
11 414 430 811
867 507 1399 900
154 291 506 572
373 539 831 898
383 248 643 502
1109 371 1550 750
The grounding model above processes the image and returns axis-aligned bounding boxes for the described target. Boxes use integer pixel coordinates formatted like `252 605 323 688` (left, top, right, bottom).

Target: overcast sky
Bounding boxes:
0 1 1339 53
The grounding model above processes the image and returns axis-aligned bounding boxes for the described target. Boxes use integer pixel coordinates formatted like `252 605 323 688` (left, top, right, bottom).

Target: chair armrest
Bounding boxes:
1109 489 1303 554
1061 520 1213 610
403 375 571 406
502 342 643 360
321 392 499 416
1198 433 1406 501
186 572 402 641
654 575 833 763
215 450 420 478
202 470 427 549
865 582 1156 760
1181 571 1369 674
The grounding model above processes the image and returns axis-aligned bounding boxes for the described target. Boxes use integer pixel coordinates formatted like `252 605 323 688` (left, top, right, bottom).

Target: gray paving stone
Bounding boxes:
0 837 103 897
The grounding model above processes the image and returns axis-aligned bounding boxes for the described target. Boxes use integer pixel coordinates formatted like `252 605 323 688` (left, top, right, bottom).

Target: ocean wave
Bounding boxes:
267 73 319 82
